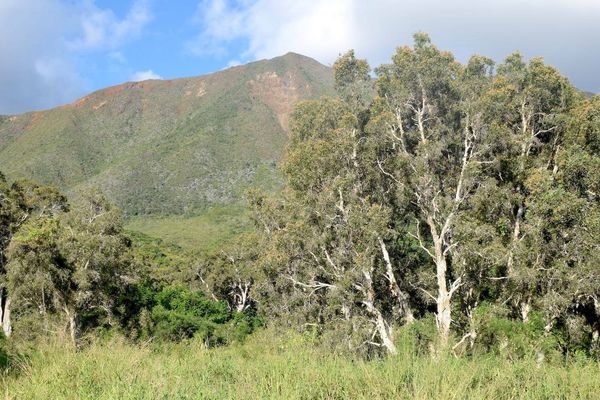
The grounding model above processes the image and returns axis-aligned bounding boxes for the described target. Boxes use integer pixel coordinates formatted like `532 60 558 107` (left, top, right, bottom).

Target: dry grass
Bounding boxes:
2 330 599 399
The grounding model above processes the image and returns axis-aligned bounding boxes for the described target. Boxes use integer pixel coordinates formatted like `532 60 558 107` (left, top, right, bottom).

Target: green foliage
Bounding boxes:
249 34 600 359
149 286 229 343
125 205 253 252
468 304 557 359
127 286 260 345
1 35 600 400
0 332 9 370
4 188 132 345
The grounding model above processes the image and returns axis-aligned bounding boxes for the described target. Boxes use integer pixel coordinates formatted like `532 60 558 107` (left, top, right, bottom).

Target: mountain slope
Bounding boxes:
0 53 334 248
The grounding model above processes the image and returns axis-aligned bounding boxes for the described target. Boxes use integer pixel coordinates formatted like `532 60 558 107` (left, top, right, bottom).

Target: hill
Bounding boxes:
0 53 334 250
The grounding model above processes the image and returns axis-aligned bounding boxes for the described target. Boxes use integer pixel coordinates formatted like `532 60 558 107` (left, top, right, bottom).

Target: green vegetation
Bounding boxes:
241 35 599 358
0 175 260 350
0 36 599 398
0 53 333 247
126 205 252 252
2 331 600 399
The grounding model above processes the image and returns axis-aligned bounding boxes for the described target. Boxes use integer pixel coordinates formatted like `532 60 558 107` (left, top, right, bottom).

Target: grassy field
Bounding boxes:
125 205 253 252
2 331 600 399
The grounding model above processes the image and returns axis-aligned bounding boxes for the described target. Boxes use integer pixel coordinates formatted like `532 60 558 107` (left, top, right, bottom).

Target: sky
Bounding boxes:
1 0 599 115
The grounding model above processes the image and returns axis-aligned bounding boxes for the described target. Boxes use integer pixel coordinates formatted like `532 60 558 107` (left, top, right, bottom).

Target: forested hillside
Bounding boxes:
0 53 334 249
1 34 599 398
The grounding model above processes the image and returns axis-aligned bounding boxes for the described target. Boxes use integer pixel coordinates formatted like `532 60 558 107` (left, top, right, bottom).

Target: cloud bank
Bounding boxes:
192 0 600 93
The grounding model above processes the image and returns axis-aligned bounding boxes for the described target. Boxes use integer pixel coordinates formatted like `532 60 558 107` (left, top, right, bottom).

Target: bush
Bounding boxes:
470 303 561 361
149 286 229 344
142 286 260 346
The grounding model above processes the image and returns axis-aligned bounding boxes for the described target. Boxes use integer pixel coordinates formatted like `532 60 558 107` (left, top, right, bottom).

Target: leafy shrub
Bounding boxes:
403 314 438 356
129 286 261 346
471 303 561 360
149 286 229 344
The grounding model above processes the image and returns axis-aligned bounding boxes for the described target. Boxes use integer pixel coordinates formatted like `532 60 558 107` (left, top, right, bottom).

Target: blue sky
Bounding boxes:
1 0 599 114
79 0 250 87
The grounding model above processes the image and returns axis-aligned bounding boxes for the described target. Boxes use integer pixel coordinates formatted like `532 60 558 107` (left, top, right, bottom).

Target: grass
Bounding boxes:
2 330 600 399
125 205 253 252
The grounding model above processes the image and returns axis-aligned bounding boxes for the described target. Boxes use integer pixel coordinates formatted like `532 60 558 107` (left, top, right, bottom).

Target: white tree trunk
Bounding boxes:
378 237 414 323
2 297 11 337
520 299 530 323
427 216 452 349
591 299 600 352
507 202 523 276
0 288 4 324
592 326 599 346
64 307 79 346
234 282 251 312
362 270 397 355
69 314 77 345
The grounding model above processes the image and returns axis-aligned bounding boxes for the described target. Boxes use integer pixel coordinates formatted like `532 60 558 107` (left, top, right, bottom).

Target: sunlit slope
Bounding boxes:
0 53 334 219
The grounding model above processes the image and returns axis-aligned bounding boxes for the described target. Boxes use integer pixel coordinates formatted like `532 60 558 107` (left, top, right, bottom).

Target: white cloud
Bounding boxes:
131 69 162 81
70 0 152 51
191 0 600 92
226 59 242 68
0 0 152 114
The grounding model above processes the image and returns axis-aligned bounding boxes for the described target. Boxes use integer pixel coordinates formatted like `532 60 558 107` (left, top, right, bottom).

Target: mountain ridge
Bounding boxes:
0 53 335 249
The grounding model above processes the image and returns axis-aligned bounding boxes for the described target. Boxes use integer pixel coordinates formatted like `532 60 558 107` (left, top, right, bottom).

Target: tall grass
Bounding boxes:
2 330 599 399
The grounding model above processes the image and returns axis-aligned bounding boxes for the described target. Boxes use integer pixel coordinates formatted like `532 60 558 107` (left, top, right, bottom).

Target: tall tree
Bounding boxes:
6 191 131 345
0 177 67 337
251 53 417 354
486 54 577 321
373 34 494 348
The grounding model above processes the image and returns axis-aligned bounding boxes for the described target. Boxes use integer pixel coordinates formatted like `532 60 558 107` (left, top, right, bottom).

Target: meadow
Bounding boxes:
2 330 600 400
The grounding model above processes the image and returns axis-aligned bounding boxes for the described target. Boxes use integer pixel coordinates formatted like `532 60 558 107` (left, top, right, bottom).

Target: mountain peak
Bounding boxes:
272 52 326 66
0 53 335 223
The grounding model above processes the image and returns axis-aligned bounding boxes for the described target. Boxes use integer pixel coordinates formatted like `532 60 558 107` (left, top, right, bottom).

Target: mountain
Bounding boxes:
0 53 335 250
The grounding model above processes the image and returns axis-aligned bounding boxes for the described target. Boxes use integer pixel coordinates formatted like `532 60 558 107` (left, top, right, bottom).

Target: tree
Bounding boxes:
251 52 417 355
195 232 260 313
0 177 67 337
542 95 600 354
57 191 132 343
251 34 593 357
6 191 131 346
485 54 577 322
372 34 495 349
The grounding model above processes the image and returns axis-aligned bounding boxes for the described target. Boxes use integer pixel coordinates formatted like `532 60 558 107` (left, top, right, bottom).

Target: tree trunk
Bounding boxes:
591 299 600 354
234 282 250 313
592 324 599 348
64 307 79 347
427 216 451 350
378 237 414 323
436 281 451 350
520 299 530 323
69 314 77 345
0 288 4 325
507 202 524 276
374 307 397 355
362 270 397 355
2 297 11 337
